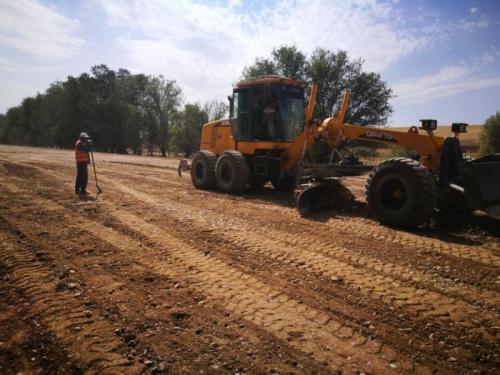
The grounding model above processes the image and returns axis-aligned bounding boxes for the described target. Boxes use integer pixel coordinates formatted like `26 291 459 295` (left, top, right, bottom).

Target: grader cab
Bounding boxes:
188 75 500 228
191 76 308 192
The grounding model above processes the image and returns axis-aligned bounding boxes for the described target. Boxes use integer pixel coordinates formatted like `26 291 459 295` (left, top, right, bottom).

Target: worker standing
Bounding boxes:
74 132 92 195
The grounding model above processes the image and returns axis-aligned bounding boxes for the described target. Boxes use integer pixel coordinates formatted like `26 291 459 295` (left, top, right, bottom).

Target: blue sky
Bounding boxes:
0 0 499 126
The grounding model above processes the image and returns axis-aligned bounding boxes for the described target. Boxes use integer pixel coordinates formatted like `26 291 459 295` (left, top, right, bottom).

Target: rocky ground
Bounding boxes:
0 144 498 374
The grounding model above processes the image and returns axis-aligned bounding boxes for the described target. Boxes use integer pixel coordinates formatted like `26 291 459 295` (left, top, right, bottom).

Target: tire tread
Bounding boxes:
216 150 250 193
191 150 217 189
365 157 437 228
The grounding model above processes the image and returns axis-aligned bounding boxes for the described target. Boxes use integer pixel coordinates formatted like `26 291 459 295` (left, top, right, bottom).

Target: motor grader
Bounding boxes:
189 75 500 228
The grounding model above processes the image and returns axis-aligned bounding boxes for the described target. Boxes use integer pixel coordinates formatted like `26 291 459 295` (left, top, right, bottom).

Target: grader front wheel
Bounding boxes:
366 157 437 228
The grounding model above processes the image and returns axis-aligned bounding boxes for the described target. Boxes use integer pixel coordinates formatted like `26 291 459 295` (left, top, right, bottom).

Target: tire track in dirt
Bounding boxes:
4 162 490 373
0 286 82 374
96 164 499 285
103 204 496 374
101 165 500 266
0 225 143 374
3 159 497 328
4 154 500 373
95 166 500 297
323 217 499 262
93 174 499 328
0 177 430 374
16 158 497 305
105 159 500 253
0 188 322 375
7 153 498 261
3 157 500 372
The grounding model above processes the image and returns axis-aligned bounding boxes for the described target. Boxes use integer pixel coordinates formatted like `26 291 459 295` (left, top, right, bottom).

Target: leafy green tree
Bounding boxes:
242 58 277 80
272 46 307 80
242 46 393 126
203 100 228 121
60 75 92 148
36 83 65 147
87 65 126 153
3 106 26 145
141 76 182 156
480 112 500 154
172 104 209 156
123 104 144 155
243 46 306 81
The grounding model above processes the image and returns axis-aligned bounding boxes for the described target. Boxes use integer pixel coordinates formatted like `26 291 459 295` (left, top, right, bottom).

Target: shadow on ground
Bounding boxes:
237 182 500 246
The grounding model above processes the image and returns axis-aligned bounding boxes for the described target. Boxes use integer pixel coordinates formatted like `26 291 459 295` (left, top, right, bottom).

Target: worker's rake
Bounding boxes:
90 149 103 196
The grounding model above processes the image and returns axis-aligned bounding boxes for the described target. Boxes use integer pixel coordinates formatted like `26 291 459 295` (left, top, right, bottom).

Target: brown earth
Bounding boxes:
0 144 498 375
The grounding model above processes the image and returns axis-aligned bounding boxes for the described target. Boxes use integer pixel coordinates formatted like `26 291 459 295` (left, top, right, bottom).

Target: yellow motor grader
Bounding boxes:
188 75 500 228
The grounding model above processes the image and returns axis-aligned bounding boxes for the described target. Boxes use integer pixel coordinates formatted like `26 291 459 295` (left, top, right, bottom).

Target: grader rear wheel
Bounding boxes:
190 150 217 189
366 157 437 228
215 150 250 193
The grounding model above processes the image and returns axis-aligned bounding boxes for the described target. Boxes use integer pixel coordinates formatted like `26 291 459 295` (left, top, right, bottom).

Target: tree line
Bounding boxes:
0 46 395 156
0 64 226 156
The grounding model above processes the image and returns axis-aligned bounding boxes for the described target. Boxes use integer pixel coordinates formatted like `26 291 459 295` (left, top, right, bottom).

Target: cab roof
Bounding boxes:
236 75 305 89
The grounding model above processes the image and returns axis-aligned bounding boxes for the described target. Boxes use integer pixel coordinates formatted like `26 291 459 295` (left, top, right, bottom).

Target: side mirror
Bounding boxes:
228 95 234 118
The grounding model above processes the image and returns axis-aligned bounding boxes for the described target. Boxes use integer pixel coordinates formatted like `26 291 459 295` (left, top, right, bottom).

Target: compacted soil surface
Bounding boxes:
0 144 498 374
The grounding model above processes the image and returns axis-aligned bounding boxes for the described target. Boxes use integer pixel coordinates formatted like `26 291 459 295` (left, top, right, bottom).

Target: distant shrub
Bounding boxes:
389 145 418 159
480 112 500 155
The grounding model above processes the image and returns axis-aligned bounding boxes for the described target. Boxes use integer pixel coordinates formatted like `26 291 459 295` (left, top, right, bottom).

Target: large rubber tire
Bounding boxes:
190 150 217 189
366 157 437 228
271 174 296 191
215 150 250 193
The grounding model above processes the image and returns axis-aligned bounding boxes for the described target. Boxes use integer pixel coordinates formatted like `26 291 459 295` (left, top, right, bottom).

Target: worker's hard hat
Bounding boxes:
79 132 90 139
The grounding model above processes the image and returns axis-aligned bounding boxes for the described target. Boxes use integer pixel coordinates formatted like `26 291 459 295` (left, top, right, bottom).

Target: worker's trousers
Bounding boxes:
75 162 88 192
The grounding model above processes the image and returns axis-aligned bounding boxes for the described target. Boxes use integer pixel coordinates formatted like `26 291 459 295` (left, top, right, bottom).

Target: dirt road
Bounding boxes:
0 145 498 374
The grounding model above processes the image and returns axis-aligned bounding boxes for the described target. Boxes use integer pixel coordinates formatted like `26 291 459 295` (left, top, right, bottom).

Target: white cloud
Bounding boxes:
0 57 17 72
227 0 242 8
0 78 44 111
0 0 84 59
478 47 500 65
97 0 434 103
392 65 500 104
97 0 492 105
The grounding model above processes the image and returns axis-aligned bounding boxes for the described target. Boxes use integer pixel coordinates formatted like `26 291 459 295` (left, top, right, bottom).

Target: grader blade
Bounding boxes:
296 180 355 216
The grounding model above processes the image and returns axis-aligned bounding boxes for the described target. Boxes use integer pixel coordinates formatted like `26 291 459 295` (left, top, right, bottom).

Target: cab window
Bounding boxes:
232 89 251 140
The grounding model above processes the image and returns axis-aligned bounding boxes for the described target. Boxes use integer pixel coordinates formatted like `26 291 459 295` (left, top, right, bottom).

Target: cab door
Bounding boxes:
231 88 252 141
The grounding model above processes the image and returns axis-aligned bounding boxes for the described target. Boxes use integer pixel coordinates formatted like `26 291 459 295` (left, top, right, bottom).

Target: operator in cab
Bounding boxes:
75 132 92 195
262 97 278 139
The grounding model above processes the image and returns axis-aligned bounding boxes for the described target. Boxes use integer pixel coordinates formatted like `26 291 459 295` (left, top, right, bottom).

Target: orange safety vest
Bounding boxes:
75 140 90 163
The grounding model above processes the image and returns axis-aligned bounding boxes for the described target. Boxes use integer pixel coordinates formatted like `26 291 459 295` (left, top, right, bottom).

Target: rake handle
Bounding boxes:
90 148 102 194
